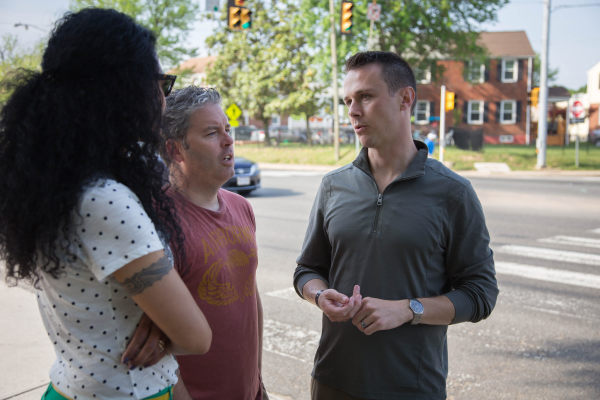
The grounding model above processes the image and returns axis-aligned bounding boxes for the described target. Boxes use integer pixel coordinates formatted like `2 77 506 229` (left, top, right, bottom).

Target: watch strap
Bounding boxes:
314 290 324 309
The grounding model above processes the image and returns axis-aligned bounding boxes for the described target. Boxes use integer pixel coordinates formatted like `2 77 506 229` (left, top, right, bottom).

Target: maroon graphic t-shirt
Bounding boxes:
169 188 260 400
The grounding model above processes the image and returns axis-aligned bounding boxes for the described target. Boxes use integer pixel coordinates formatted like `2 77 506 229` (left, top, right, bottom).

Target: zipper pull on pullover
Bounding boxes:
377 193 383 206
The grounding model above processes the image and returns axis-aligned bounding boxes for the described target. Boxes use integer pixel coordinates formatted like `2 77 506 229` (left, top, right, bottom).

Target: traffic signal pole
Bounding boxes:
536 0 551 169
329 0 340 161
439 85 446 163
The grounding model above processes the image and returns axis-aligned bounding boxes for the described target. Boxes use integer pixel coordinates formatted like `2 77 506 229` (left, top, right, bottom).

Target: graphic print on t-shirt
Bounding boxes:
197 224 257 306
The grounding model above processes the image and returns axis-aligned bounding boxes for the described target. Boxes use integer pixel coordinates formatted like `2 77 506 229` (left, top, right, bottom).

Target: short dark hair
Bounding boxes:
345 51 417 110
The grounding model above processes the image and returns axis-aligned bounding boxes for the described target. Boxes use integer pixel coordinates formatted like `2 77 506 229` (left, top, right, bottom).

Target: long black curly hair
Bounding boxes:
0 8 183 283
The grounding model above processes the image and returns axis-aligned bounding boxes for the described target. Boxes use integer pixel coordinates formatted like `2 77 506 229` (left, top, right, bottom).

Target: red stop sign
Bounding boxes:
572 100 585 118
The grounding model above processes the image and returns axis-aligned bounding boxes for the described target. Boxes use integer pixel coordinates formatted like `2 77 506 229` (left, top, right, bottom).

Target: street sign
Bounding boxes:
367 3 381 21
571 100 585 119
226 103 242 121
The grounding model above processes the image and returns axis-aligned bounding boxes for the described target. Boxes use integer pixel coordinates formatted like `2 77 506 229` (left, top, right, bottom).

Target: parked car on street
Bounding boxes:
222 157 261 196
270 125 307 143
232 125 258 141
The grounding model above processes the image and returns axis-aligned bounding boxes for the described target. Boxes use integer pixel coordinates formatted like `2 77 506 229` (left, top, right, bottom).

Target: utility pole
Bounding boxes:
329 0 340 161
536 0 551 169
439 85 446 163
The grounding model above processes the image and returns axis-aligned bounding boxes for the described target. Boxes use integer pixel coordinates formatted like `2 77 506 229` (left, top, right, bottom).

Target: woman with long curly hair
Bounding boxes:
0 8 211 399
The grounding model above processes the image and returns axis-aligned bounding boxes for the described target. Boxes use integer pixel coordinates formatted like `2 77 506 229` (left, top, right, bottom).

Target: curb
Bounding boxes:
257 162 600 178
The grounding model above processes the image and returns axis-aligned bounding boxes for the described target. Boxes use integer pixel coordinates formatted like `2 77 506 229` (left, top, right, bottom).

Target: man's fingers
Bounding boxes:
352 310 366 327
323 289 349 305
352 285 361 298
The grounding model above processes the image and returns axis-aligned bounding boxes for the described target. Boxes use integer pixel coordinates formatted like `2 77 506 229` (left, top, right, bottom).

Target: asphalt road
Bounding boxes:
2 170 598 400
249 170 600 400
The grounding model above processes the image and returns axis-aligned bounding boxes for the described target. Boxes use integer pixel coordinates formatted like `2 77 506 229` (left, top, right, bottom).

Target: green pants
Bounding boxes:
42 383 173 400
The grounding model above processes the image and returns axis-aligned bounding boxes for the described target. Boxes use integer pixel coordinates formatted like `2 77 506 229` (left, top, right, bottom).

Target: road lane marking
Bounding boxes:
496 261 600 289
263 318 320 364
538 235 600 249
497 245 600 266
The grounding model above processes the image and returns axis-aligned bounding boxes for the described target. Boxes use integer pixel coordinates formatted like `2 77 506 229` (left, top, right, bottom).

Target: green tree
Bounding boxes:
0 34 43 106
569 84 587 94
205 0 324 146
205 1 278 145
532 52 559 87
264 1 327 145
70 0 200 67
299 0 509 83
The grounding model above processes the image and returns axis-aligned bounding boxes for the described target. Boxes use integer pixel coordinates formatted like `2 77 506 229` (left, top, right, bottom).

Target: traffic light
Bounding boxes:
228 0 251 30
341 1 354 35
228 5 241 30
241 7 251 29
529 87 539 107
445 91 455 111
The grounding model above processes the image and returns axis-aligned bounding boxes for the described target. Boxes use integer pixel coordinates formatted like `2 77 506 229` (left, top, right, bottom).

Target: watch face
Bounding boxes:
410 299 424 314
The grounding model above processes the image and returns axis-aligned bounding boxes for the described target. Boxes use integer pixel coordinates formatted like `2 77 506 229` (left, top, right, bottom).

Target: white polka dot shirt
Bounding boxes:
36 179 178 399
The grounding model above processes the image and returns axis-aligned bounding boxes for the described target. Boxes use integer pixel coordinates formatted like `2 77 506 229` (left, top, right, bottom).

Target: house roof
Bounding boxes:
478 31 535 58
548 86 571 99
172 56 217 74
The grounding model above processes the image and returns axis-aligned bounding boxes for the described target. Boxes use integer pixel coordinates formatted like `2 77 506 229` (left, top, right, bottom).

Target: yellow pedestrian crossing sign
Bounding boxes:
226 103 242 122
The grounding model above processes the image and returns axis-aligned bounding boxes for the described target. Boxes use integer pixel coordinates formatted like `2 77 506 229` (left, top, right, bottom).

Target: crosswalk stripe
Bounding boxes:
591 228 600 235
497 245 600 266
538 235 600 249
496 261 600 290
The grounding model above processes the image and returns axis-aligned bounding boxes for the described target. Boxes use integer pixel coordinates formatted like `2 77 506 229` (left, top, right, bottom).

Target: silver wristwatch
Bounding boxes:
409 299 424 325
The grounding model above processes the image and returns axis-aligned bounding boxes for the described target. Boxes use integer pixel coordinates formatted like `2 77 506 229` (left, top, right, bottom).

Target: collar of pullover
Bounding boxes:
352 140 428 183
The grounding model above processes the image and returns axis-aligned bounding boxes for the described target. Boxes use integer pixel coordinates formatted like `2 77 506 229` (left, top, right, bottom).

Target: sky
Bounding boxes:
0 0 598 90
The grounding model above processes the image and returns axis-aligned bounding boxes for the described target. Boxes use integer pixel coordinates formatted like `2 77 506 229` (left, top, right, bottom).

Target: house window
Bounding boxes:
502 59 518 82
467 100 484 124
500 100 517 124
414 100 430 124
467 61 485 83
414 67 431 84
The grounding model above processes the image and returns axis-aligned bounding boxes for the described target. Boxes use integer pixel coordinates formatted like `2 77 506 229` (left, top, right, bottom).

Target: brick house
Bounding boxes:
586 60 600 133
412 31 535 145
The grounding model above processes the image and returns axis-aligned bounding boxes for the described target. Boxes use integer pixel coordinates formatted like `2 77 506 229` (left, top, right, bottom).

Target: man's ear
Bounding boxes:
166 139 185 164
400 87 416 111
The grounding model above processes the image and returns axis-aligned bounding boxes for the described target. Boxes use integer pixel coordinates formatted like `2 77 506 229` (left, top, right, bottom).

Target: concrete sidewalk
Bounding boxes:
0 280 53 400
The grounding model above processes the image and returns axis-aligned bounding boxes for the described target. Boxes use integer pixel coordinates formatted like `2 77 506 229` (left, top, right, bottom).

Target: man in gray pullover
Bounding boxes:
294 51 498 400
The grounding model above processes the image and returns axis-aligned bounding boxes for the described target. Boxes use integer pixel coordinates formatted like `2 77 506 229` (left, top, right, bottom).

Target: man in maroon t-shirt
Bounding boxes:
124 86 266 400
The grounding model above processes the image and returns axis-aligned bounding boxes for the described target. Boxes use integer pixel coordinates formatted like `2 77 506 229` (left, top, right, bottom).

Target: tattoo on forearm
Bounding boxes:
122 256 173 295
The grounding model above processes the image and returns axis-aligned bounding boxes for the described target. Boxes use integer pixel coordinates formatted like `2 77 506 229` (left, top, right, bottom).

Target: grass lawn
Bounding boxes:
234 142 600 171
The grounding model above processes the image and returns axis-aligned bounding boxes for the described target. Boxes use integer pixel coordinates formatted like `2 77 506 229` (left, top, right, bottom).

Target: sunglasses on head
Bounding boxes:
157 74 177 97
